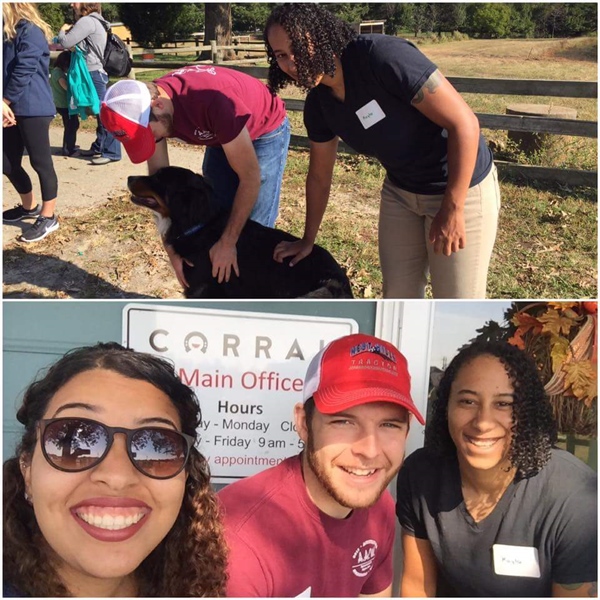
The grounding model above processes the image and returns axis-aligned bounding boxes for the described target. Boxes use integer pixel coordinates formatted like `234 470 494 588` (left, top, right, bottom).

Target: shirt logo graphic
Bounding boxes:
352 539 378 577
194 128 215 141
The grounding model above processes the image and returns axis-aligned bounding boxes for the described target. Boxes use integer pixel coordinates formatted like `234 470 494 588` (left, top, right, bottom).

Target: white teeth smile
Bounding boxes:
467 437 499 448
342 467 376 476
77 512 145 530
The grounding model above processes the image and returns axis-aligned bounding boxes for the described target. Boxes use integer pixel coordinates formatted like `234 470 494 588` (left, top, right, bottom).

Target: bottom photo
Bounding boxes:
3 300 597 598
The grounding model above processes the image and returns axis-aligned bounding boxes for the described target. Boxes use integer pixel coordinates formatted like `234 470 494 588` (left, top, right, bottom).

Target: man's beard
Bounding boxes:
305 435 394 510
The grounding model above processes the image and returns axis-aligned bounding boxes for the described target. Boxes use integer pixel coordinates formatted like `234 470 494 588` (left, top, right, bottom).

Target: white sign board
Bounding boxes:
123 304 358 483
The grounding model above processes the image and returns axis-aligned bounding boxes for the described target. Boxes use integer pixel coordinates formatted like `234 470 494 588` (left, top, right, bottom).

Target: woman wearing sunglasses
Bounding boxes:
3 343 227 597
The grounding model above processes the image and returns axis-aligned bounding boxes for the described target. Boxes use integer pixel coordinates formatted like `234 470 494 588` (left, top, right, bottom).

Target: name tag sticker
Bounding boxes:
355 100 386 129
492 544 541 578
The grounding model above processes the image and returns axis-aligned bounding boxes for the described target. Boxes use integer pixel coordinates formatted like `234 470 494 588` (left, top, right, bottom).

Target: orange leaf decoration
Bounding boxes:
563 361 598 407
538 308 576 337
549 335 571 374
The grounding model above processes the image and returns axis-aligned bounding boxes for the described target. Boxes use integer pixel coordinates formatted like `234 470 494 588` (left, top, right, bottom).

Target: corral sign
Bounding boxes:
123 304 358 483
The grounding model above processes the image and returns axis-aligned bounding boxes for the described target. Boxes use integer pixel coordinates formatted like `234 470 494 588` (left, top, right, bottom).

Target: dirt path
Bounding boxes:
3 126 207 298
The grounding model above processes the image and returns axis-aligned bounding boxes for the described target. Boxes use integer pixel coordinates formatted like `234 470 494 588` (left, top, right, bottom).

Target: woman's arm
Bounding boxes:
400 531 438 597
411 69 481 256
552 582 597 597
57 17 95 49
273 137 338 265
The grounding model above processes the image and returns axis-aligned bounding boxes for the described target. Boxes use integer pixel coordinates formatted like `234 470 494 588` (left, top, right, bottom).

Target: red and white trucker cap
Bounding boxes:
100 80 155 164
303 333 425 424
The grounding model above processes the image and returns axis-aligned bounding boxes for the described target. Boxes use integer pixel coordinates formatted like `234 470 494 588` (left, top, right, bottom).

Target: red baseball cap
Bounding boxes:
302 333 425 424
100 80 156 164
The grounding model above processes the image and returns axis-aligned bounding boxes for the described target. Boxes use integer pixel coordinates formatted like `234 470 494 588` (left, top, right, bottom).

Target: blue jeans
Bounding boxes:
202 116 290 227
89 70 121 160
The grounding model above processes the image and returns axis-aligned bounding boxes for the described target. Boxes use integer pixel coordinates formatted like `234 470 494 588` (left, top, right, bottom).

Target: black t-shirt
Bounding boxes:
396 447 597 597
304 35 493 194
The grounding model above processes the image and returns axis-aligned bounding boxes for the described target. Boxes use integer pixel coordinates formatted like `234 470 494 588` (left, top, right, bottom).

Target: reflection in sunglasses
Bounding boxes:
39 418 193 479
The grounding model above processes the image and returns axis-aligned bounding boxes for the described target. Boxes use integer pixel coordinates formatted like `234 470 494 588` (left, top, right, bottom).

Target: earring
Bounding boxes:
24 491 33 504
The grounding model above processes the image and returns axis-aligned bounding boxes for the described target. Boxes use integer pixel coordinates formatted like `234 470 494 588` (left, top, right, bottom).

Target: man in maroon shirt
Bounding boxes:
100 68 290 287
218 333 425 597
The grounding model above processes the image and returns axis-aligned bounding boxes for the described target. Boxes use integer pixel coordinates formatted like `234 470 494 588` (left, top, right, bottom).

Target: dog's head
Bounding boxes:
127 167 219 241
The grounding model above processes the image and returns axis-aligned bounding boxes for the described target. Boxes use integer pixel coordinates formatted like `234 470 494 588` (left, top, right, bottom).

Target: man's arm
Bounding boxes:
209 126 261 283
273 137 338 265
400 530 437 597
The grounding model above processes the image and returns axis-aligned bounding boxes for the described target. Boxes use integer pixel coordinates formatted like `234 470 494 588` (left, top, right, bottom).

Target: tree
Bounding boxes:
119 4 203 48
470 3 512 38
203 3 235 60
325 3 369 26
508 3 536 38
232 3 271 33
37 3 72 34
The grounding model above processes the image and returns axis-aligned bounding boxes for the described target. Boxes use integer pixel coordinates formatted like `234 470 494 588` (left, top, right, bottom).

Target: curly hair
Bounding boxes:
425 341 557 480
264 3 357 93
3 342 228 597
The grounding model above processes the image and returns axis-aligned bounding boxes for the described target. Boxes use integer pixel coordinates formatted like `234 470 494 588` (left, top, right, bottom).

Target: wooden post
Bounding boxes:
210 40 219 64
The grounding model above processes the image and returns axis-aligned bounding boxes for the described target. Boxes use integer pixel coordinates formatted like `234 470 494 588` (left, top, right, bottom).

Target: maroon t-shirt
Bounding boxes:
218 455 395 597
155 65 286 147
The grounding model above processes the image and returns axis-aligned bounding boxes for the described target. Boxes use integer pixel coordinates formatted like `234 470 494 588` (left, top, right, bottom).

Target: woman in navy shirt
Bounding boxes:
265 4 501 299
3 2 60 242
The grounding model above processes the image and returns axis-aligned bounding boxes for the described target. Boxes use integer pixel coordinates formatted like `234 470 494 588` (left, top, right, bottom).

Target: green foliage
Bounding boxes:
324 3 370 25
232 4 271 32
37 3 71 33
119 4 203 48
470 3 512 38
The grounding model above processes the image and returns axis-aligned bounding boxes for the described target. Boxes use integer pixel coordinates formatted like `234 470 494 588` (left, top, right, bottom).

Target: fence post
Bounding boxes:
210 40 219 64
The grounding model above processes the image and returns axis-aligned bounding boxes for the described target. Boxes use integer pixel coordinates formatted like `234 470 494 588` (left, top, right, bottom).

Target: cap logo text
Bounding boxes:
350 342 396 363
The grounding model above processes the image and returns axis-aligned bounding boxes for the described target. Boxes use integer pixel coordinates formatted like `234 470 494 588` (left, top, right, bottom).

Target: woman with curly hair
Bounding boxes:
3 343 227 597
265 4 500 299
396 341 597 597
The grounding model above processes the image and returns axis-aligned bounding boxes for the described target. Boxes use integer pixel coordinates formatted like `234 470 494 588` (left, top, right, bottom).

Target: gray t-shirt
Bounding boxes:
396 447 597 596
57 12 107 72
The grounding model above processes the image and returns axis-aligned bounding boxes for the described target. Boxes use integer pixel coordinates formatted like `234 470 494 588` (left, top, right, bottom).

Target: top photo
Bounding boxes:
3 2 597 300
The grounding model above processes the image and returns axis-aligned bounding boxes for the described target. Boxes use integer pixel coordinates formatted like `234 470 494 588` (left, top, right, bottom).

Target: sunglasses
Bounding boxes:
39 417 195 480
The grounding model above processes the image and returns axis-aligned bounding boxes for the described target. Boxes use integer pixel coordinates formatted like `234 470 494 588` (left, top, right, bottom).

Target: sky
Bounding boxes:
430 300 512 369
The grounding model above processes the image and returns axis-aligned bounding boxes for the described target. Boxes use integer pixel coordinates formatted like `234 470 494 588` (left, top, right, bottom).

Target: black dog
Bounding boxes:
127 167 353 299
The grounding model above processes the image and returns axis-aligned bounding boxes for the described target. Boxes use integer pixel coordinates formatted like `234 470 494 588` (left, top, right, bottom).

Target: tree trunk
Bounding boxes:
200 3 235 61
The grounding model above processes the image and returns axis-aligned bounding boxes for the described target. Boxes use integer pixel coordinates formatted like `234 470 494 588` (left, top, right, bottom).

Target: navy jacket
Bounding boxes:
3 20 55 117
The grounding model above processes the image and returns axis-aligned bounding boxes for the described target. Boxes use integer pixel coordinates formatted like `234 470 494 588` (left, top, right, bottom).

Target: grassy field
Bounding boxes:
66 37 598 299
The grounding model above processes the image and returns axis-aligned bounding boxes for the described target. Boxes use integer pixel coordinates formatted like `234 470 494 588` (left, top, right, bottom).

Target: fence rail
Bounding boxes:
54 47 597 187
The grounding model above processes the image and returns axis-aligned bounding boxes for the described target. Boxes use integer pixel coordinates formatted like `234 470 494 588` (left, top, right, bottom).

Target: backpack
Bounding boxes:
90 15 133 78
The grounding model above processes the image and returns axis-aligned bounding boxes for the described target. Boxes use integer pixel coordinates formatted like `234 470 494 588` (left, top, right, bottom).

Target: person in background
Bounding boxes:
3 342 228 598
397 341 597 597
57 2 121 165
265 4 501 299
100 70 290 287
3 2 60 242
219 333 425 597
50 50 80 157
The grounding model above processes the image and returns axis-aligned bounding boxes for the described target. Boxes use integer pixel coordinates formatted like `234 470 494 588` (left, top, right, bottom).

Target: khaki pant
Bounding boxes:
378 165 501 299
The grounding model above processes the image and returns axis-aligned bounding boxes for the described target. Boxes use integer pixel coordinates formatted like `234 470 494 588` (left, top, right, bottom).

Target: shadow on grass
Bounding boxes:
497 172 597 203
2 247 154 299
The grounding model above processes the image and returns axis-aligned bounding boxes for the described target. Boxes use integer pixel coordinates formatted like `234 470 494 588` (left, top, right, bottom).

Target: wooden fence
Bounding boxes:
57 38 598 188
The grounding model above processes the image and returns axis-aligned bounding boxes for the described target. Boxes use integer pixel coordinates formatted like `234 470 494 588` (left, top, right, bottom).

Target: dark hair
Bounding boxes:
426 341 557 480
3 342 228 597
78 3 101 17
264 3 357 92
55 50 71 72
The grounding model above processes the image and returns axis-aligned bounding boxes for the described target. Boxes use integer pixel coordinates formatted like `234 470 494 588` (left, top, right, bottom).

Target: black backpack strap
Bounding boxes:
87 14 110 65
